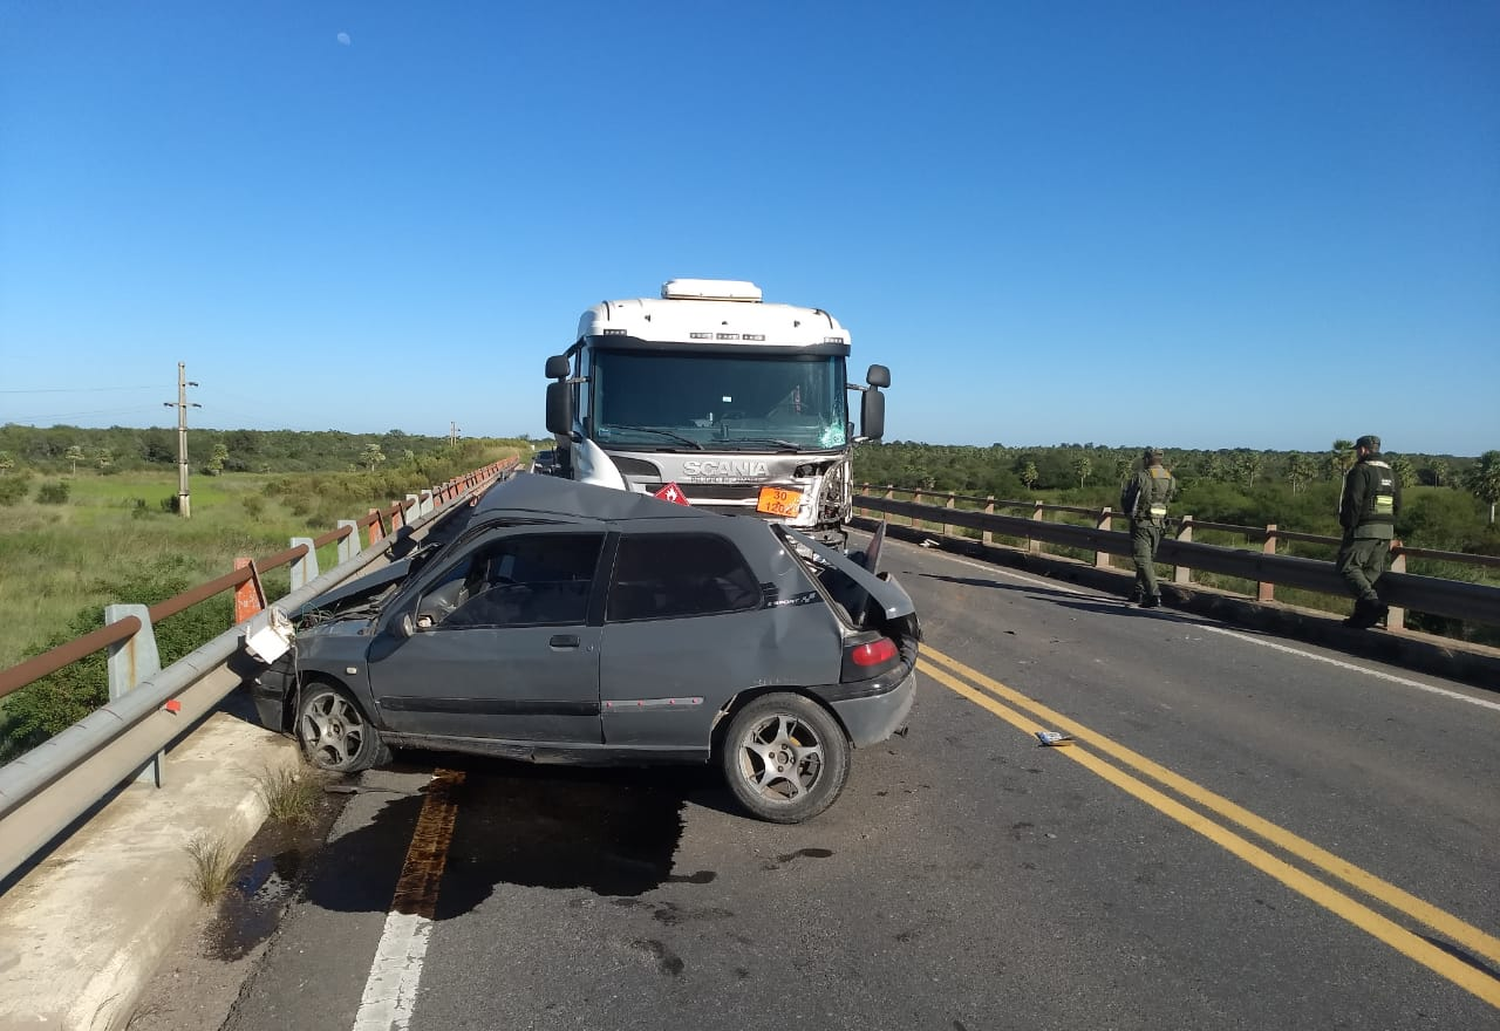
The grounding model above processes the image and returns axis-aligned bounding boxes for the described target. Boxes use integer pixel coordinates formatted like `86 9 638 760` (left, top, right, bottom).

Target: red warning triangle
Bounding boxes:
653 482 691 506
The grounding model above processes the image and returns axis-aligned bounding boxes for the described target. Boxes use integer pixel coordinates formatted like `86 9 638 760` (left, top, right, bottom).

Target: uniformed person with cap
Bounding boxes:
1121 447 1177 608
1337 434 1400 628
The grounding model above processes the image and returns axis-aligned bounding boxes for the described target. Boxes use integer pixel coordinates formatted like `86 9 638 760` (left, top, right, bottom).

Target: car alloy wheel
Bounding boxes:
297 684 385 773
722 693 850 823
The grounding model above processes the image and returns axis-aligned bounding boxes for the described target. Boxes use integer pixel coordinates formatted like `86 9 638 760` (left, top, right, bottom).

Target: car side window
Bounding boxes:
421 533 603 629
607 533 761 622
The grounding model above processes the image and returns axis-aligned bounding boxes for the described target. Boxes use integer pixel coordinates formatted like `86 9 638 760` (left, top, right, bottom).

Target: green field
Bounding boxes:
0 457 516 672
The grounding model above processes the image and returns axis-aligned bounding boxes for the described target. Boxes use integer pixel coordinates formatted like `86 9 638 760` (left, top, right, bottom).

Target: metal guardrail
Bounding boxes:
853 487 1500 629
0 460 516 884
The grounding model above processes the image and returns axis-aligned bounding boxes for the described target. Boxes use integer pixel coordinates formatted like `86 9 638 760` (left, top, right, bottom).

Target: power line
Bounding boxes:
0 386 159 394
0 405 166 422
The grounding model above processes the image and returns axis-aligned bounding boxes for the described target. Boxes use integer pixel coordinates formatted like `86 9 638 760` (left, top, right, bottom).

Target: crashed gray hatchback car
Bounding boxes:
250 476 918 822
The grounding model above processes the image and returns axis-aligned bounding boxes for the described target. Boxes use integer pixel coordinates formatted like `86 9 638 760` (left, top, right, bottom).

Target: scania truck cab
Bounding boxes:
544 278 888 547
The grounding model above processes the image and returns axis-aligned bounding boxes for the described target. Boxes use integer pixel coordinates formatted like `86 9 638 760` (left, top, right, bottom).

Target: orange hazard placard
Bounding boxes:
756 486 803 518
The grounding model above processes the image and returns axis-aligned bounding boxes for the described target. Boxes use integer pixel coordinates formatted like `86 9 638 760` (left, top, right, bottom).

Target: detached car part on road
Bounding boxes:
250 476 919 823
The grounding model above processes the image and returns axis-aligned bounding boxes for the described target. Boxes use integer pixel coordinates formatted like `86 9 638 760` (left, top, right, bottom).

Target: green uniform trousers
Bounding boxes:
1336 536 1388 603
1131 520 1165 599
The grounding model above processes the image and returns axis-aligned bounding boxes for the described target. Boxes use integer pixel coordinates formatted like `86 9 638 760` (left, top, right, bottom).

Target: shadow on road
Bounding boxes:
302 758 730 920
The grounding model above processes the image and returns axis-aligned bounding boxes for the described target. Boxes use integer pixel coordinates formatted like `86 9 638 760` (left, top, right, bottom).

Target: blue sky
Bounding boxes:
2 2 1496 455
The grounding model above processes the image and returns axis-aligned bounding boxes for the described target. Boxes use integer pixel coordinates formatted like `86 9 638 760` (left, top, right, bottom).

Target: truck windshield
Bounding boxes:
591 352 848 450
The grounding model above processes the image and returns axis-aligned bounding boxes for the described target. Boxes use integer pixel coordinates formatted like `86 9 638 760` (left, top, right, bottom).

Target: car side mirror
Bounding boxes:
860 387 885 441
545 380 573 436
544 354 570 379
397 613 415 638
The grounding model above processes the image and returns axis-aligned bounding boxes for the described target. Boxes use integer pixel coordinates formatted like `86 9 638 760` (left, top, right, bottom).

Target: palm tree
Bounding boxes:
64 445 84 476
1389 454 1416 489
1235 451 1263 488
1286 453 1315 495
1464 450 1500 524
1071 455 1092 489
362 443 387 473
1020 461 1038 492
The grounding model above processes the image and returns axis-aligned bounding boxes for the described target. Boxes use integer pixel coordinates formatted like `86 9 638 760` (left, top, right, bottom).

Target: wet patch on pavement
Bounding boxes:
204 787 344 961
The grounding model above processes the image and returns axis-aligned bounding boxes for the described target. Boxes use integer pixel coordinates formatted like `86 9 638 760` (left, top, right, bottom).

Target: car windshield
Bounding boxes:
590 351 848 451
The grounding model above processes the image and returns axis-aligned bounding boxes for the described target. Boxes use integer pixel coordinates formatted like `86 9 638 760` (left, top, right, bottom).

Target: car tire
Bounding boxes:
296 682 389 773
721 693 850 824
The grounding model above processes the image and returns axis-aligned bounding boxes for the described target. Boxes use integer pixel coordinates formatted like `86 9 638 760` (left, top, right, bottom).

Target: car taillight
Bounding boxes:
841 634 901 682
850 638 898 667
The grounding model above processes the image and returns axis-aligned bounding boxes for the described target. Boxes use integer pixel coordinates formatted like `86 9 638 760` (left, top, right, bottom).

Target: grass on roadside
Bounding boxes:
183 834 237 904
256 763 323 826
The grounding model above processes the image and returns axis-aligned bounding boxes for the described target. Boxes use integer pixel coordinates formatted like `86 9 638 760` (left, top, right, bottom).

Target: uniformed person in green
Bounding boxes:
1121 447 1177 608
1337 434 1400 628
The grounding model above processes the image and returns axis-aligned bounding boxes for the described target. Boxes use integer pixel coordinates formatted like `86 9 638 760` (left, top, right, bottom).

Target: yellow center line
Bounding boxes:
920 645 1500 969
917 657 1500 1009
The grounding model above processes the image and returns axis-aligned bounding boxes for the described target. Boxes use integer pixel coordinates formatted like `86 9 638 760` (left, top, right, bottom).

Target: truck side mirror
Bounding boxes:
860 388 885 441
546 380 573 436
545 354 570 379
866 364 891 389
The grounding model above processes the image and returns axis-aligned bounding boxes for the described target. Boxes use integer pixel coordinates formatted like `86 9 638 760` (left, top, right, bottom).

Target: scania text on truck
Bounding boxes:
543 278 889 547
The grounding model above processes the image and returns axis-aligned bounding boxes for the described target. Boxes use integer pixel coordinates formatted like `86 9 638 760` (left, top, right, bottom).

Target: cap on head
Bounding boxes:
1355 434 1381 452
1143 446 1164 461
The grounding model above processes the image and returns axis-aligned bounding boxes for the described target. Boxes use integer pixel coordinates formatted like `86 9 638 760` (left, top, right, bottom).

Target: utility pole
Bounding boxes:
449 421 461 447
163 363 201 518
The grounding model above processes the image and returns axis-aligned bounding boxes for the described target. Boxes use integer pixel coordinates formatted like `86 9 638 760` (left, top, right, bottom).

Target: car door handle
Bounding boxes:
549 634 580 649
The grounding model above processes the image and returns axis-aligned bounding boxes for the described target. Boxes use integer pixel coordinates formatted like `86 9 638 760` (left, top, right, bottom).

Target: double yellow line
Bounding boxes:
919 645 1500 1009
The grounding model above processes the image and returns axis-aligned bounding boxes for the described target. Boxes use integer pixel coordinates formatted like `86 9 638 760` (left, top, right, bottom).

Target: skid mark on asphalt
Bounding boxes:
352 769 463 1031
920 647 1500 1010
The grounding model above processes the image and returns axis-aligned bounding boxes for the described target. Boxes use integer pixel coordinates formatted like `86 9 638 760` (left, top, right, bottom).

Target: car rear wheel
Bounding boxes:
296 683 388 773
721 693 850 823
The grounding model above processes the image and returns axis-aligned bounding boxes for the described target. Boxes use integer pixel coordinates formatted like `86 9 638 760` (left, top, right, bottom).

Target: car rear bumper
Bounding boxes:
825 665 916 747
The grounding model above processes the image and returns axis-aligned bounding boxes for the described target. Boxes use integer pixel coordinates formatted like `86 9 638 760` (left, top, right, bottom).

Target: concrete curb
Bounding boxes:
0 714 298 1031
855 516 1500 692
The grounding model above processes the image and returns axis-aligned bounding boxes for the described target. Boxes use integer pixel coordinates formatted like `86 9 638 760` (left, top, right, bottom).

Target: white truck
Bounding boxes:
544 278 888 547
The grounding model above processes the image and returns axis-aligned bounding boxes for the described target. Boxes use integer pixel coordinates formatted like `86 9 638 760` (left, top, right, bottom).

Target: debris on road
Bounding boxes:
920 538 941 548
1034 730 1075 747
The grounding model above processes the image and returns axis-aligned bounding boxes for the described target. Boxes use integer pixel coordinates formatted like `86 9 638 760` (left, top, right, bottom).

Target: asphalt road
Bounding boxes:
215 535 1500 1031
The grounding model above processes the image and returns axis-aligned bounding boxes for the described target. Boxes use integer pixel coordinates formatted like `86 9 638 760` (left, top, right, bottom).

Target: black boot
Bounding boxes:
1344 598 1379 628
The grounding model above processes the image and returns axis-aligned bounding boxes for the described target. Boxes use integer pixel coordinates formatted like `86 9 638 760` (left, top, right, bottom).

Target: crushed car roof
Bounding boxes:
473 473 708 523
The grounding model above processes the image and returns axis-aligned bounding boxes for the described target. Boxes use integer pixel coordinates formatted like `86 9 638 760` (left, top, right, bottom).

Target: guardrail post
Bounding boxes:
1095 508 1113 568
233 558 267 624
367 508 386 543
912 489 924 530
944 493 956 538
104 603 163 787
422 490 435 516
1173 516 1194 585
1258 525 1278 602
983 496 994 546
1030 501 1044 555
337 520 361 564
405 494 420 522
1387 542 1406 631
290 537 318 591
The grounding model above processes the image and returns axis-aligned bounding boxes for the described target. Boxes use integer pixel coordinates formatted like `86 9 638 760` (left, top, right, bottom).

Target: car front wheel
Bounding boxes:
296 683 388 773
721 693 850 823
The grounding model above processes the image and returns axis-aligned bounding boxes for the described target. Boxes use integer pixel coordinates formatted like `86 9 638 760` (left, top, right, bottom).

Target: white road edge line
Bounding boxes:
353 910 432 1031
1195 624 1500 712
882 533 1500 713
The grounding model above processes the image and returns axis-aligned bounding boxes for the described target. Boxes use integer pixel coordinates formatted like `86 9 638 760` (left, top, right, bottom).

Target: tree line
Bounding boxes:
0 424 532 477
852 441 1500 556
